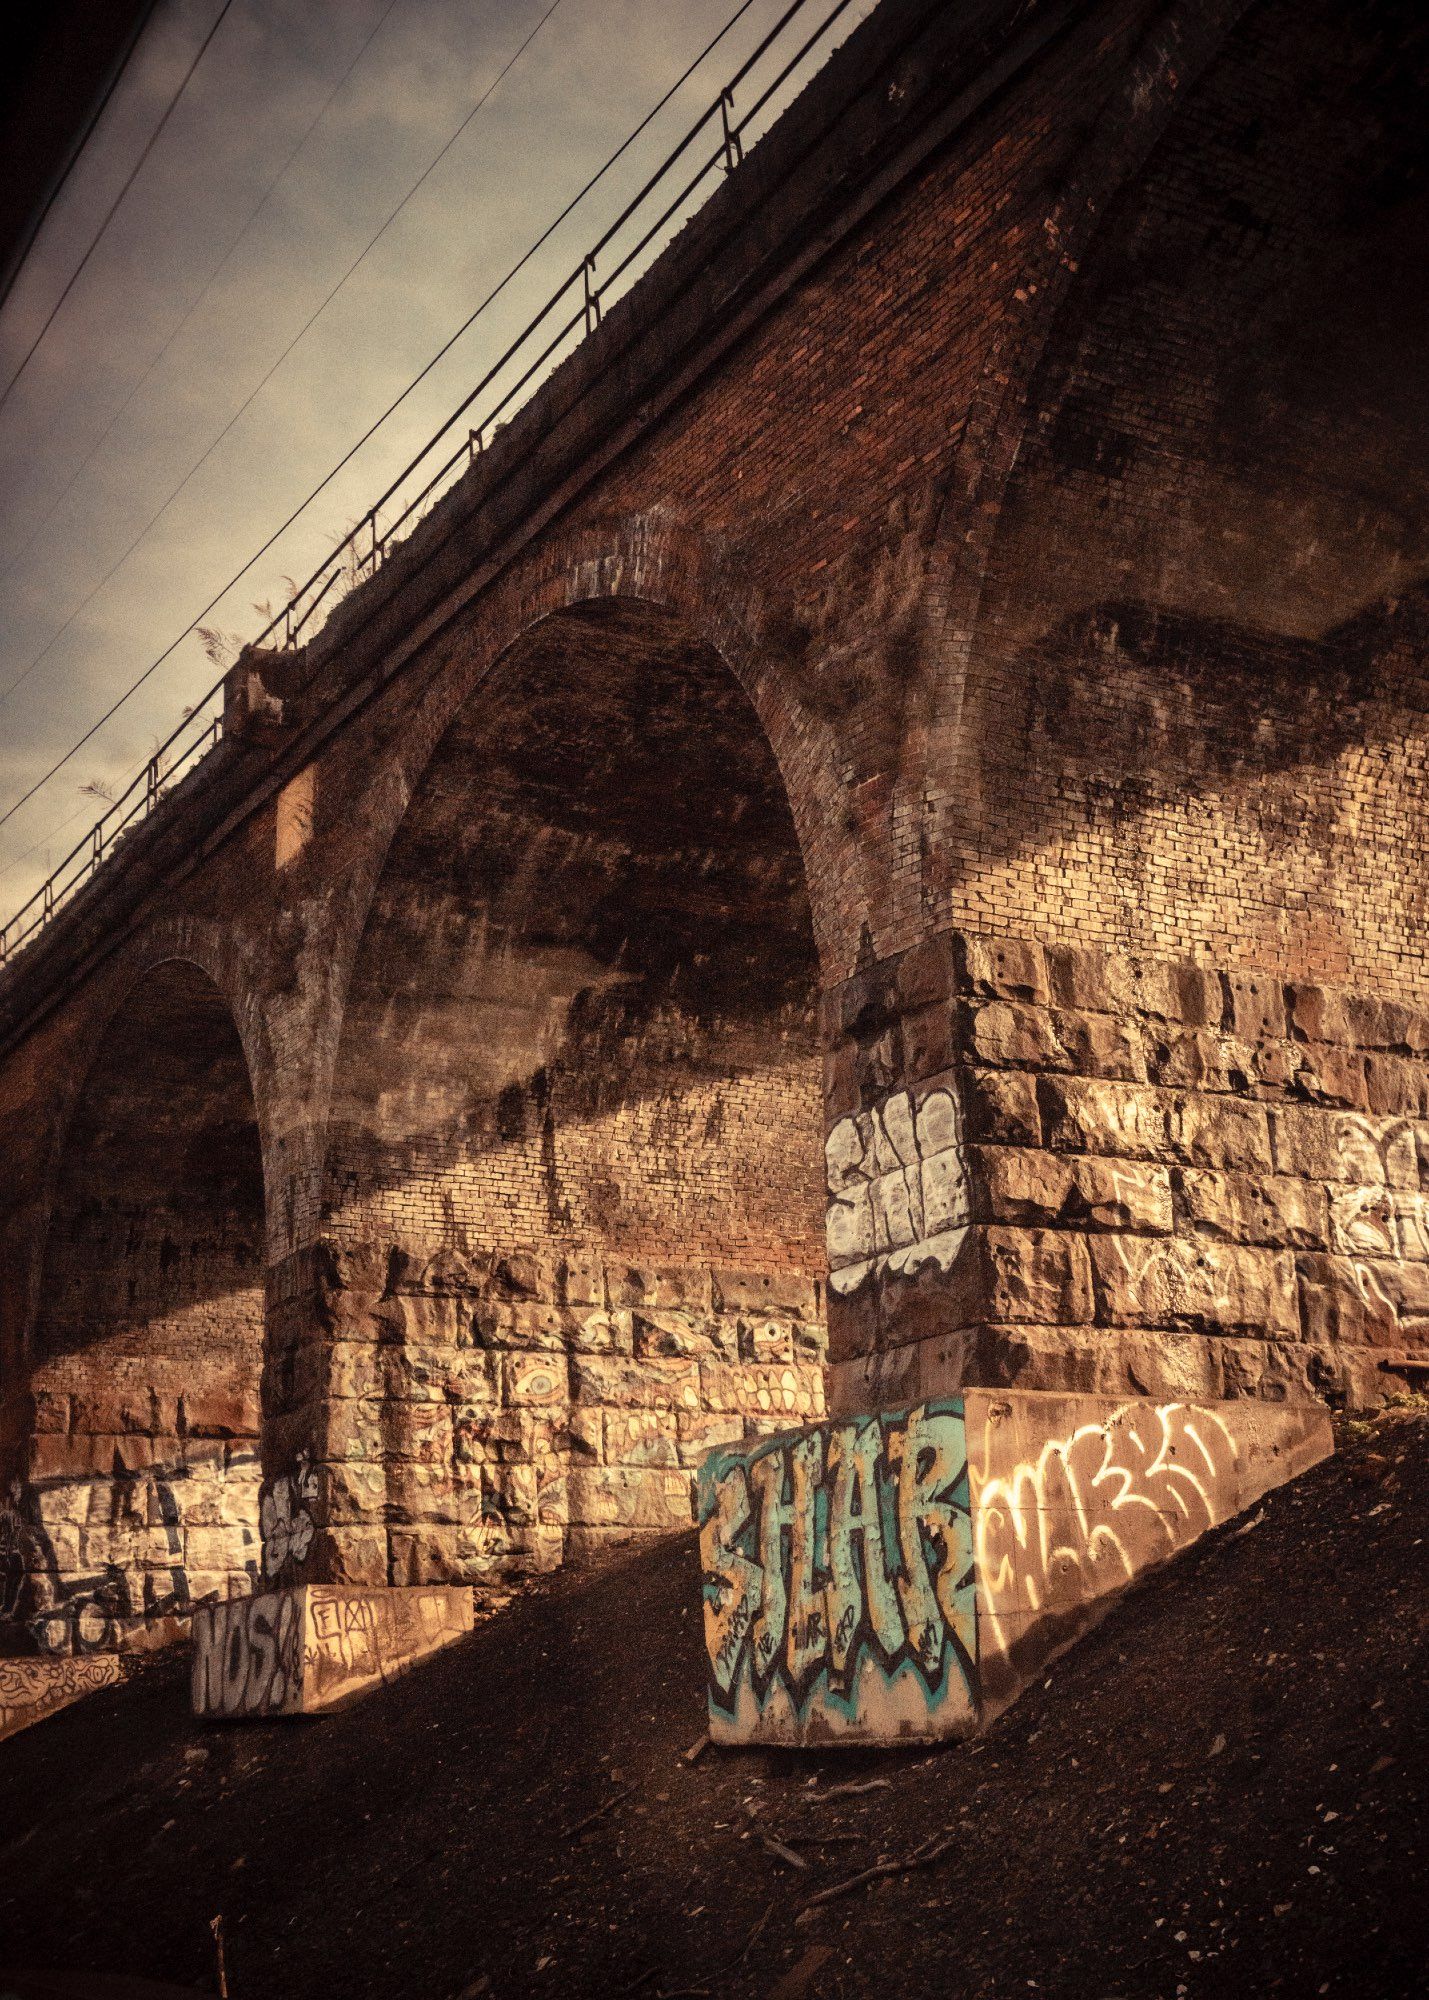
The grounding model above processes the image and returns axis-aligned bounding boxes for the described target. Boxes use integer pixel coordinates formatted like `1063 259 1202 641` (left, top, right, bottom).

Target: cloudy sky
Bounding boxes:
0 0 873 930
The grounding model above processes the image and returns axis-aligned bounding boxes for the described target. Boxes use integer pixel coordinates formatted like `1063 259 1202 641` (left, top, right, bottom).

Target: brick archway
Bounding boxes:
12 956 267 1653
287 583 832 1589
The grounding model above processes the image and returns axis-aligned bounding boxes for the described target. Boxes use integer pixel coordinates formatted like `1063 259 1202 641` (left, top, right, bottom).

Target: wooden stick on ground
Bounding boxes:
801 1830 957 1911
562 1785 636 1841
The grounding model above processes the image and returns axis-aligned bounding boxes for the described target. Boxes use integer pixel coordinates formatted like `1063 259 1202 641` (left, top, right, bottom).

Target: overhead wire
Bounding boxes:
1 0 408 590
0 1 163 317
0 0 236 421
0 0 769 843
0 0 569 720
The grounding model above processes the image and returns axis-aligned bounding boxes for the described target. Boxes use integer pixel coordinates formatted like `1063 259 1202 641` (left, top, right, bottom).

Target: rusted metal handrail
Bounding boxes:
0 0 863 967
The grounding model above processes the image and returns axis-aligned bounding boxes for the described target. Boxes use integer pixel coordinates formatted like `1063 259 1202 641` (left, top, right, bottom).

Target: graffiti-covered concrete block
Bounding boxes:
700 1400 979 1744
965 1391 1330 1717
190 1583 473 1720
0 1655 122 1742
699 1390 1331 1745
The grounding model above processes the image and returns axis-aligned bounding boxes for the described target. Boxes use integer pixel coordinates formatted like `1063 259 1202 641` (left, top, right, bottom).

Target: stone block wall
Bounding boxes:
17 1404 260 1656
264 1235 824 1590
271 602 832 1592
826 929 1429 1415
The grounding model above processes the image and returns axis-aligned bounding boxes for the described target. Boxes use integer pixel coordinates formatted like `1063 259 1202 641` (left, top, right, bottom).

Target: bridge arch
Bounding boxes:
949 0 1429 986
312 588 830 1586
915 0 1249 912
14 956 267 1651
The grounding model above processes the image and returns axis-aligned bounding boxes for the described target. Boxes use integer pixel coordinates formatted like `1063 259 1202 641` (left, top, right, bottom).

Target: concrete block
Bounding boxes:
191 1583 473 1719
697 1388 1330 1747
0 1656 123 1742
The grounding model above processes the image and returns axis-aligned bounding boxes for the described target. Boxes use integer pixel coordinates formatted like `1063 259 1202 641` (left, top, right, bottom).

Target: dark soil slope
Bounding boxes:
1 1409 1426 2000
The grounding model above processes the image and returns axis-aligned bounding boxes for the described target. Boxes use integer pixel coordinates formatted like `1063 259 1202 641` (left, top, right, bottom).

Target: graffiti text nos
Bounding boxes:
192 1590 303 1718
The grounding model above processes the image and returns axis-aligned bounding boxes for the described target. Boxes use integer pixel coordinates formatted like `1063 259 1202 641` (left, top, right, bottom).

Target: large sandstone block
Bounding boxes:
1040 1076 1168 1161
569 1353 700 1410
1176 1167 1328 1249
698 1389 1330 1747
191 1583 473 1719
567 1465 693 1530
1089 1233 1298 1337
972 1147 1172 1234
1168 1095 1272 1173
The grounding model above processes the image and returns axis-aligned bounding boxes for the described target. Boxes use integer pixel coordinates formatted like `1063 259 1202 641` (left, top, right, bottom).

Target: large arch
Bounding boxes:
949 0 1429 988
313 596 829 1586
12 959 267 1653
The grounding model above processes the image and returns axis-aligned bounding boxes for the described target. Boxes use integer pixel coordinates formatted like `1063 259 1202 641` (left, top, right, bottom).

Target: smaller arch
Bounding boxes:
13 958 267 1653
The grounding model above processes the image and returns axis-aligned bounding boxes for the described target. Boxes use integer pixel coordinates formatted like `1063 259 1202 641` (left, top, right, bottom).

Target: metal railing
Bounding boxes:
0 0 865 967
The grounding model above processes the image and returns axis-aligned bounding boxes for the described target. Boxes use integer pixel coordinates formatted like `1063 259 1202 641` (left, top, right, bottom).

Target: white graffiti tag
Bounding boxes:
972 1402 1238 1664
260 1455 318 1579
825 1086 970 1295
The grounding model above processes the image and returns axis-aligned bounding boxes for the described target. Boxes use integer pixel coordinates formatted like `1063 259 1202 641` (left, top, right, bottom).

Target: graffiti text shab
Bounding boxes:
699 1400 976 1736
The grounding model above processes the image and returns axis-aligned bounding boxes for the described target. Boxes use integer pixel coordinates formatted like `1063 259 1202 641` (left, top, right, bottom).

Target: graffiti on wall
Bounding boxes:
302 1588 473 1707
8 1450 260 1653
0 1654 123 1743
192 1585 475 1718
260 1453 318 1580
824 1086 970 1296
192 1589 304 1718
972 1400 1238 1666
699 1399 977 1737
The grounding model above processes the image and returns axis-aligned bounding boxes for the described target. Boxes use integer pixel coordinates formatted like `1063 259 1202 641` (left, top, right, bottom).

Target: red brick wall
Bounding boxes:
950 0 1429 995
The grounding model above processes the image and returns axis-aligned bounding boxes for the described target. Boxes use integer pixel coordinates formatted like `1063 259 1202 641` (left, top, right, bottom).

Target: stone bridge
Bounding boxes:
2 0 1426 1656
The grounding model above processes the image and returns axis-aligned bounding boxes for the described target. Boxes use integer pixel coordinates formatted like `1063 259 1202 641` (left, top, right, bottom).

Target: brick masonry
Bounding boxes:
0 0 1426 1644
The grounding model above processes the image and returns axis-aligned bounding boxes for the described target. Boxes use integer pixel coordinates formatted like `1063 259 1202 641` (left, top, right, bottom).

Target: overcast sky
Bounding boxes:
0 0 873 928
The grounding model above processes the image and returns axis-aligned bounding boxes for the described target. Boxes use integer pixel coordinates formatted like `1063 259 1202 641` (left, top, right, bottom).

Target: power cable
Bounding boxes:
1 0 407 589
0 799 96 884
0 0 570 720
0 2 163 317
0 0 235 420
0 0 767 840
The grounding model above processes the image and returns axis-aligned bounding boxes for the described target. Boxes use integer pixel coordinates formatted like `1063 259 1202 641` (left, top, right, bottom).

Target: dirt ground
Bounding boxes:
0 1406 1425 2000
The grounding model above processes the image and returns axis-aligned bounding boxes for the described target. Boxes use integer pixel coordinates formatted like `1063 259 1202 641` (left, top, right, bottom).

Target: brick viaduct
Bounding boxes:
2 0 1425 1655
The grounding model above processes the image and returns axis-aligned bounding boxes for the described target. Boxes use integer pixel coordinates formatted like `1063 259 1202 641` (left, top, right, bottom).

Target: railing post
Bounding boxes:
720 89 743 173
583 255 602 335
469 427 482 465
146 756 160 810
